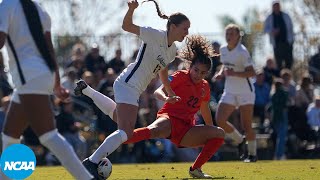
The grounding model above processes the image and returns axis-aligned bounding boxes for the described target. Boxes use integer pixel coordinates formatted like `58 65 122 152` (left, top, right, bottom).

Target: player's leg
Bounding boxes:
216 102 242 145
2 97 28 151
21 94 93 180
124 117 171 144
180 125 224 178
88 103 137 163
239 104 257 162
75 79 117 122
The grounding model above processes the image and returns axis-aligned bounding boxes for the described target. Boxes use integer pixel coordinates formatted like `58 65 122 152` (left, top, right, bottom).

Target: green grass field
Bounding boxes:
26 160 320 180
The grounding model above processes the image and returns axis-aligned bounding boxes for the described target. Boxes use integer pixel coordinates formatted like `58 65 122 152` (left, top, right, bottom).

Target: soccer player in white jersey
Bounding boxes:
75 0 190 178
0 0 94 179
214 24 257 162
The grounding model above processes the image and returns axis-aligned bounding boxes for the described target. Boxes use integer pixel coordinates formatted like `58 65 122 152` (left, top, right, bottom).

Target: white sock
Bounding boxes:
39 129 93 180
89 129 127 164
248 140 257 156
1 133 21 152
1 133 21 180
83 85 116 119
226 130 243 145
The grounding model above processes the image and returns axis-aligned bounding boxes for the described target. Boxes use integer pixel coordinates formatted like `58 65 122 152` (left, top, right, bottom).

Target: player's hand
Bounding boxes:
54 84 70 102
224 68 235 76
214 73 224 80
128 0 138 10
165 95 181 104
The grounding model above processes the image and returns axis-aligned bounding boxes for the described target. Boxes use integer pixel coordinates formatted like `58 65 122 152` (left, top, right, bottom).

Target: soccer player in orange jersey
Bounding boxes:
124 35 225 179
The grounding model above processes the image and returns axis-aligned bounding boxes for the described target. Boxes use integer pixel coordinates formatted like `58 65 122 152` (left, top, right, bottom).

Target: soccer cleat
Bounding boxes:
244 155 257 163
82 158 103 180
189 167 213 179
74 79 88 96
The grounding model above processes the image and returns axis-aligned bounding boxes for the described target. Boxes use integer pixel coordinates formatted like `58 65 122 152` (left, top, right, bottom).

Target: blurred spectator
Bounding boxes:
84 43 108 73
108 49 125 74
211 41 222 76
55 99 87 160
263 58 280 86
307 96 320 130
295 76 314 110
68 55 86 79
253 70 271 133
280 69 296 106
271 78 288 160
61 67 78 94
308 45 320 84
264 0 294 70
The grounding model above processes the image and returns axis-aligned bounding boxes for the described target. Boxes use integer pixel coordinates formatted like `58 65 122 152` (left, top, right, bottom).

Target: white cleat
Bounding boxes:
189 167 213 179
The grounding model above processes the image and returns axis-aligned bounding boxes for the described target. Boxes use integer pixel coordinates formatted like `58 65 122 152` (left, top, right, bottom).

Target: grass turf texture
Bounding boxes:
27 160 320 180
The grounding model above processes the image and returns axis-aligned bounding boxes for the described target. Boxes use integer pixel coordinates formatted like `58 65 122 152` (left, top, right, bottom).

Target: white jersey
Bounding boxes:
117 26 177 92
220 42 255 94
0 0 52 88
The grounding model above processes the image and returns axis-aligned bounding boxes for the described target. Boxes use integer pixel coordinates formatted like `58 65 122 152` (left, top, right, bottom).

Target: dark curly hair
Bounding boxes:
180 35 217 71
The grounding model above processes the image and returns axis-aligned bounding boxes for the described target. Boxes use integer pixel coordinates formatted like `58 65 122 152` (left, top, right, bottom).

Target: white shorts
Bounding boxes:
219 92 255 107
12 73 54 103
113 80 141 106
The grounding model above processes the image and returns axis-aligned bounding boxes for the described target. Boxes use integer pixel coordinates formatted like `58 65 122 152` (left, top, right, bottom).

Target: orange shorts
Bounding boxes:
157 113 194 146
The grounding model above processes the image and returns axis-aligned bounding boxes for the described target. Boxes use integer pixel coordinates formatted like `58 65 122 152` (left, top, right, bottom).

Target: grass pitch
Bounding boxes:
27 160 320 180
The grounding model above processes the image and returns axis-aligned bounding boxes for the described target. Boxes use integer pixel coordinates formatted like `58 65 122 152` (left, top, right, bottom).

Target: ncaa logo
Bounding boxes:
0 144 36 179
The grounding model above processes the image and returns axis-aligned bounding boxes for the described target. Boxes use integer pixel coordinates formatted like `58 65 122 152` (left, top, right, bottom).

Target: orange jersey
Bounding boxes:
157 70 211 124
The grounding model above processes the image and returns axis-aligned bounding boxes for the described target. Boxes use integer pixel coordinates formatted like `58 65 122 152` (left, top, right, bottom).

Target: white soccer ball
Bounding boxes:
97 157 112 179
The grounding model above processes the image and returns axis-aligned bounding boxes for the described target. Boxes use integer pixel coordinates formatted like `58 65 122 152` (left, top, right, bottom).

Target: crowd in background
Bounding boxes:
0 39 320 165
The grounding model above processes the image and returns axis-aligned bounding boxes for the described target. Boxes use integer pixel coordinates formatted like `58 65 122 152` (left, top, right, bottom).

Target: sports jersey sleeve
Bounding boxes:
203 82 211 102
0 1 11 33
139 26 163 44
242 50 254 67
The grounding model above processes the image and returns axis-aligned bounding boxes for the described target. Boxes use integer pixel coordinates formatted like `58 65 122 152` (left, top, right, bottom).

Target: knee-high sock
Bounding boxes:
191 138 224 170
1 133 21 152
39 129 93 180
89 129 128 164
123 127 151 144
83 85 116 119
225 129 243 145
248 140 257 156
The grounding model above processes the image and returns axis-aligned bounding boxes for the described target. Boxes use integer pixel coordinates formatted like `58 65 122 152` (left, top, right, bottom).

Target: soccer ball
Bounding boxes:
97 157 112 179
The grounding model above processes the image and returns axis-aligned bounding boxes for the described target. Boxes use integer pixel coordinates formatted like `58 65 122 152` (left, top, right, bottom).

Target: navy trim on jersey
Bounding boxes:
246 78 253 92
125 43 147 83
7 36 26 85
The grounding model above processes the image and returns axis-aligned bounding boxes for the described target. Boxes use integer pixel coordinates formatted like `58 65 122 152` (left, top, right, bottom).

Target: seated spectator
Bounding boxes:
109 49 125 74
307 96 320 130
84 43 108 73
55 99 87 160
263 57 280 86
308 45 320 84
254 70 271 133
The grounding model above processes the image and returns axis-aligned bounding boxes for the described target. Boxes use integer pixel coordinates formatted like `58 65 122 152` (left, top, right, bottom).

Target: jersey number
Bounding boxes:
187 96 199 108
153 64 161 74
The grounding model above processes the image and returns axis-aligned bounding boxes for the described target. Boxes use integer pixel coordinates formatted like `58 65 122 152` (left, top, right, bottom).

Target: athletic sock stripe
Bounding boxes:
125 43 147 83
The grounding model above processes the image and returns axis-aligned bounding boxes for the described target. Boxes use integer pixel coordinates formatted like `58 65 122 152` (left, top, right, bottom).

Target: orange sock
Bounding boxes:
123 127 151 144
191 138 224 170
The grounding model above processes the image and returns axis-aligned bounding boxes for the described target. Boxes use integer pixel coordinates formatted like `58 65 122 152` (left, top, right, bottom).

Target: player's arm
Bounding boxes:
228 65 256 78
159 66 175 96
200 101 213 126
154 84 180 104
122 0 140 35
0 32 6 49
45 31 69 100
